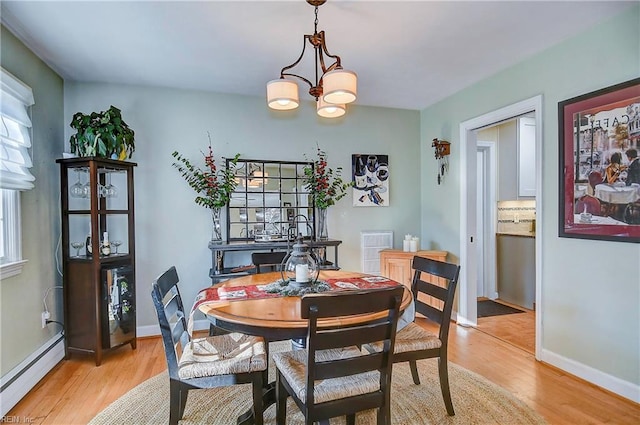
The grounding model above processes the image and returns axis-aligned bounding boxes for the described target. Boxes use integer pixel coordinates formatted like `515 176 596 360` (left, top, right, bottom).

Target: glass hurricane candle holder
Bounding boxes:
281 235 319 287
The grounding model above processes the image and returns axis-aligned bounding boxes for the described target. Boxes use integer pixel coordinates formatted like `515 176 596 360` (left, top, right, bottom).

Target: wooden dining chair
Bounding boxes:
273 286 404 425
151 266 267 425
366 256 460 416
252 251 287 273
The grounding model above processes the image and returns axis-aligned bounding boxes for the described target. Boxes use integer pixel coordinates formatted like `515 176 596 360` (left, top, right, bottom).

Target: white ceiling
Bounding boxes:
1 1 634 111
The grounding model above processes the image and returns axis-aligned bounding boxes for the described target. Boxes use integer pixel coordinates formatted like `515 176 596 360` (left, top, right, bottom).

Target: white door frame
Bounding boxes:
458 95 543 359
477 141 498 299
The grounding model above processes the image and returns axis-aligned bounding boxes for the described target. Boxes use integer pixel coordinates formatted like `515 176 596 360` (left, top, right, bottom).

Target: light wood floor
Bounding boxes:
8 321 639 425
476 298 536 353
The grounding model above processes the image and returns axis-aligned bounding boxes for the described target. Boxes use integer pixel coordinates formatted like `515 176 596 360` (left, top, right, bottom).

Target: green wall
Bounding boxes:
63 82 421 333
420 6 640 386
0 26 65 375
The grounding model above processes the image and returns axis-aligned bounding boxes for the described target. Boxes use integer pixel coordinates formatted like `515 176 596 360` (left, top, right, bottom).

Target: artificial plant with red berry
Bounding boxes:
171 133 240 209
303 147 348 209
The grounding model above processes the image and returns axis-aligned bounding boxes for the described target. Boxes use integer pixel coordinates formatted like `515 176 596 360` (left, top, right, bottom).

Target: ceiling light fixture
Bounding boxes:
266 0 357 118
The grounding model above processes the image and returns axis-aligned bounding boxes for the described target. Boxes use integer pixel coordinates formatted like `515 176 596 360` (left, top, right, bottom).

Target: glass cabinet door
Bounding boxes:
65 164 131 260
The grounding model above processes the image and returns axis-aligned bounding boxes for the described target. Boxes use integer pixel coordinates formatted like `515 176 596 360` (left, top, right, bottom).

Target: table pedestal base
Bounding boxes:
237 382 276 425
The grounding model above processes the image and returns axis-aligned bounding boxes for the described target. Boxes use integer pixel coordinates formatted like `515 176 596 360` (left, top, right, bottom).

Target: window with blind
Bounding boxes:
0 67 34 276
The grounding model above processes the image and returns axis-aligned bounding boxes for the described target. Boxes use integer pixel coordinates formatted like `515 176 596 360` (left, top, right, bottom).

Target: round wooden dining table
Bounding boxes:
198 270 411 425
198 270 412 341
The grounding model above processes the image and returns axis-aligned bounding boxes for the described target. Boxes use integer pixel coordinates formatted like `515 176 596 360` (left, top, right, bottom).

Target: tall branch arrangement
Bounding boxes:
303 147 348 209
172 135 240 209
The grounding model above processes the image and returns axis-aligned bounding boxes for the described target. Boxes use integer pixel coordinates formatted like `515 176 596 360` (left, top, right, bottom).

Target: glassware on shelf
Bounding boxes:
70 170 86 198
71 241 85 257
111 240 122 254
100 231 112 256
82 179 91 198
104 172 117 198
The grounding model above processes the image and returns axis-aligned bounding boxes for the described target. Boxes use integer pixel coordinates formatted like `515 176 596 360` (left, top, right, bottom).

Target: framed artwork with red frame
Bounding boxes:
558 78 640 243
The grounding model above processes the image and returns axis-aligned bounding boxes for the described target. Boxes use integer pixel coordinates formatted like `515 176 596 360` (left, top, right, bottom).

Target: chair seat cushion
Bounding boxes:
369 322 442 354
178 333 267 379
273 347 380 404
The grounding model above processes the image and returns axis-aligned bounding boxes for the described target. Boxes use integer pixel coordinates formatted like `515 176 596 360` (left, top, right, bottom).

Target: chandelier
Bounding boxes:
266 0 357 118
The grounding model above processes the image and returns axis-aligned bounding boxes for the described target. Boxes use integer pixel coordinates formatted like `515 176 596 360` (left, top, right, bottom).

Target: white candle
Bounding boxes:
403 240 411 252
103 231 109 244
409 238 418 252
295 264 310 282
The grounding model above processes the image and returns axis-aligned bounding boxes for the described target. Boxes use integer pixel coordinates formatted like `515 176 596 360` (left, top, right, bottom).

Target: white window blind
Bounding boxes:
1 67 35 191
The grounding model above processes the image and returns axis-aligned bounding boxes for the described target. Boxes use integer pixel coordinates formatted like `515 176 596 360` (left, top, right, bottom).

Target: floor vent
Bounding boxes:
360 231 393 274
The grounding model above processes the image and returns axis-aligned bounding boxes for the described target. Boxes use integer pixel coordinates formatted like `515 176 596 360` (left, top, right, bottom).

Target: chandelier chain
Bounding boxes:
314 6 319 33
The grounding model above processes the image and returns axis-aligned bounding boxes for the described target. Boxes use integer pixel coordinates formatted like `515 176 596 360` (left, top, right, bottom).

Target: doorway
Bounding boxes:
457 95 543 359
476 119 536 354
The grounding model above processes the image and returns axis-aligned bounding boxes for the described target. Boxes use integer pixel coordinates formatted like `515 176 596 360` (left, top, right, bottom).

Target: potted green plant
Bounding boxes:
69 105 135 159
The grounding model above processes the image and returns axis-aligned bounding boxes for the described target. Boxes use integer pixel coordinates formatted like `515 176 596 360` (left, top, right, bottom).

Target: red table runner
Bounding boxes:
188 276 402 335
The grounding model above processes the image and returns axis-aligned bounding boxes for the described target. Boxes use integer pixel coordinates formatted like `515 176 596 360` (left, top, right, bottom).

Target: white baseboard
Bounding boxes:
136 319 210 338
0 333 65 416
136 324 160 338
540 348 640 403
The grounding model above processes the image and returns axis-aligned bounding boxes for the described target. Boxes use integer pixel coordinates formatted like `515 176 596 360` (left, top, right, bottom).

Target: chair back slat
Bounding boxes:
155 266 180 298
301 288 403 319
412 256 460 281
314 321 392 350
410 256 460 341
415 301 444 323
415 279 448 301
314 353 386 380
300 286 403 407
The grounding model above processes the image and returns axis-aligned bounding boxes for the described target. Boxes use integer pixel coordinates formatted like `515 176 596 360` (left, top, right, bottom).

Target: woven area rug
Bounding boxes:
89 341 546 425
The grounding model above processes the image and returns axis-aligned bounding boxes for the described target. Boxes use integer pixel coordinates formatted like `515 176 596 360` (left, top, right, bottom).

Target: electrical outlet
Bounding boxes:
42 311 50 328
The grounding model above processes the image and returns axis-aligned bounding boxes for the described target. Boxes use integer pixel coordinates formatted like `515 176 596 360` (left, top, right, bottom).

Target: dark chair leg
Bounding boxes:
209 323 230 336
276 371 287 425
376 405 386 425
438 357 455 416
169 380 187 425
409 360 421 385
377 379 392 425
346 414 356 425
252 373 264 425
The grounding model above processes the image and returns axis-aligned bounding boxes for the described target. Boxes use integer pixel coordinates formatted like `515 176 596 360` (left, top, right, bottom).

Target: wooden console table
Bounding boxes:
208 239 342 284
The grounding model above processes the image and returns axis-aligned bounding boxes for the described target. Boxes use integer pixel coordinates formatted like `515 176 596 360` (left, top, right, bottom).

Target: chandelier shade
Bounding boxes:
322 69 357 105
266 0 357 118
267 79 299 110
317 97 346 118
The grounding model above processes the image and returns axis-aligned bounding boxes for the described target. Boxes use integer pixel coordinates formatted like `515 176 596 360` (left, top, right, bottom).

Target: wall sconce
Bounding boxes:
432 138 450 185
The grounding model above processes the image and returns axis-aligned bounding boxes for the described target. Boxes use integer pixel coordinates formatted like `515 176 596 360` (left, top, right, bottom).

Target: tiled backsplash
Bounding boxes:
497 200 536 234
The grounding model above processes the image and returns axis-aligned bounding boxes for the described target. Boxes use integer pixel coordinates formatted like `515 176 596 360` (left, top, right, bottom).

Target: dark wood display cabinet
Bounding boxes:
57 157 136 366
